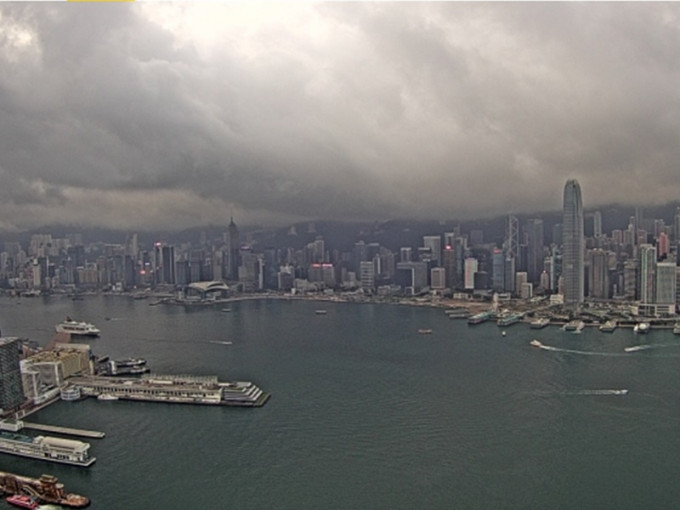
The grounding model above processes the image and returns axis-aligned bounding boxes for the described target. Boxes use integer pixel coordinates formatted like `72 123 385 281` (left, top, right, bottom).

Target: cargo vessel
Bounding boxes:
0 471 89 508
0 432 95 467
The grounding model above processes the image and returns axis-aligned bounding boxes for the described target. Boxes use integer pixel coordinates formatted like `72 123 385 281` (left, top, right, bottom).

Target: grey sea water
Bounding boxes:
1 295 680 509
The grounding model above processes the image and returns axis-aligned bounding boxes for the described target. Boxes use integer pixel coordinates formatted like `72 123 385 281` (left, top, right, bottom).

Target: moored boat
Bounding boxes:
497 313 522 327
633 322 650 334
468 311 493 325
673 322 680 335
6 494 38 509
564 320 585 332
599 320 617 332
530 318 550 329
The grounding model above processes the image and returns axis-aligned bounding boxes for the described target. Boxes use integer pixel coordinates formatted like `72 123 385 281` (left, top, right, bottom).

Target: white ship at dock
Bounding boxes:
69 374 269 407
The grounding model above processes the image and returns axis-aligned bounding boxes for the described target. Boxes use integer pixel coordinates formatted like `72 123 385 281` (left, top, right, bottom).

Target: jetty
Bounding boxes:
22 421 105 439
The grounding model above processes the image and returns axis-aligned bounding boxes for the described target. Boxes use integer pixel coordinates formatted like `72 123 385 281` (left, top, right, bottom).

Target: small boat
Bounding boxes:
530 318 550 329
315 310 327 315
501 330 506 337
599 320 617 332
221 308 231 313
97 394 119 401
6 494 39 509
673 323 680 335
418 329 433 335
633 322 650 334
530 339 543 348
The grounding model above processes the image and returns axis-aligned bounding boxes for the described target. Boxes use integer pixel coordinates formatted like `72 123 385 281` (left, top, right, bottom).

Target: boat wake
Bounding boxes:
530 340 627 357
623 343 680 352
562 389 629 396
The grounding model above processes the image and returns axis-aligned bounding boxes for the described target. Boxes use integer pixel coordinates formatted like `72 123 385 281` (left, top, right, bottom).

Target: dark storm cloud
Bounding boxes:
1 3 680 231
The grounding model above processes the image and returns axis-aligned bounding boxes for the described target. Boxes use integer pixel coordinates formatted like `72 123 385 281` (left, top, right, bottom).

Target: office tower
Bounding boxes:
562 179 584 305
588 249 609 299
464 258 478 290
491 248 505 291
525 218 544 285
655 262 676 314
430 267 446 290
227 217 240 280
593 211 602 237
639 244 657 305
658 232 670 260
423 236 442 266
400 247 412 263
506 215 519 260
674 207 680 243
0 337 24 414
442 245 457 290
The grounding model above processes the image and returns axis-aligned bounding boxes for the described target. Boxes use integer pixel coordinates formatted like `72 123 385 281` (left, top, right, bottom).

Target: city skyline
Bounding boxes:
2 4 680 232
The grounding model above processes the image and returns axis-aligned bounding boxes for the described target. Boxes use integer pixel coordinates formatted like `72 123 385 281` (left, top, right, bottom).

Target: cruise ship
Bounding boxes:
0 433 95 467
599 320 617 333
54 318 100 337
70 374 270 407
530 318 550 329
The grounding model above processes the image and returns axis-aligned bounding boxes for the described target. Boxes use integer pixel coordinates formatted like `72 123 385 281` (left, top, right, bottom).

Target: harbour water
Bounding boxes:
2 295 680 509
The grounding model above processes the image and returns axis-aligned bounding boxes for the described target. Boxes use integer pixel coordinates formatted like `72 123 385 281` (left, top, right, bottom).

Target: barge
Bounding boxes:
70 374 270 407
0 471 89 508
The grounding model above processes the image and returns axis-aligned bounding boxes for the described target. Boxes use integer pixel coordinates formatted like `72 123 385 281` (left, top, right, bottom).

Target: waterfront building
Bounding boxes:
515 272 528 297
0 337 25 415
562 179 585 305
431 267 446 290
359 261 376 292
464 258 478 290
655 262 676 315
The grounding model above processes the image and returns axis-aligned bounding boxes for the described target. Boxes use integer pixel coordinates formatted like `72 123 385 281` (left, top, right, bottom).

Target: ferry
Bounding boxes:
55 317 100 337
633 322 650 334
445 308 470 319
530 318 550 329
106 358 149 376
6 495 38 509
673 323 680 335
497 313 522 327
0 433 95 467
418 329 433 335
468 311 493 325
599 320 617 332
563 320 585 332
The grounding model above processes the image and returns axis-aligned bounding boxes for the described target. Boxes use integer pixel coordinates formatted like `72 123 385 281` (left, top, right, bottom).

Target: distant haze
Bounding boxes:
1 3 680 232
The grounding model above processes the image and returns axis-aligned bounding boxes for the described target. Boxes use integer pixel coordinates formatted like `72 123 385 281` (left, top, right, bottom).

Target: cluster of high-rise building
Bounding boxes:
0 180 679 315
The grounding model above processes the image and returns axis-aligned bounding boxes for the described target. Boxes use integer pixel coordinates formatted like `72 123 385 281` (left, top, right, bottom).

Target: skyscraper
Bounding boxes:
562 179 584 305
227 217 240 281
0 337 24 414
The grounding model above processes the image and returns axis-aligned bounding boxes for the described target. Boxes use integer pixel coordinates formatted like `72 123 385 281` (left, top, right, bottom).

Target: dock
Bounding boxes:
21 422 105 439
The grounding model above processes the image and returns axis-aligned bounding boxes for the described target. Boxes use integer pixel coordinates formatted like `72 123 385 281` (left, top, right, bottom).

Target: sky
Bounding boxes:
1 3 679 232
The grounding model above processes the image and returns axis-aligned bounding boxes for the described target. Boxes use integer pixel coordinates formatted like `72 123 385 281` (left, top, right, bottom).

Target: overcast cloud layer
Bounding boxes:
1 3 679 232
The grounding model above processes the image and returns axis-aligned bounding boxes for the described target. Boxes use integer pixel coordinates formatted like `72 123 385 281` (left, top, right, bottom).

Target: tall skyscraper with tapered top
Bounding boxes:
562 179 584 305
